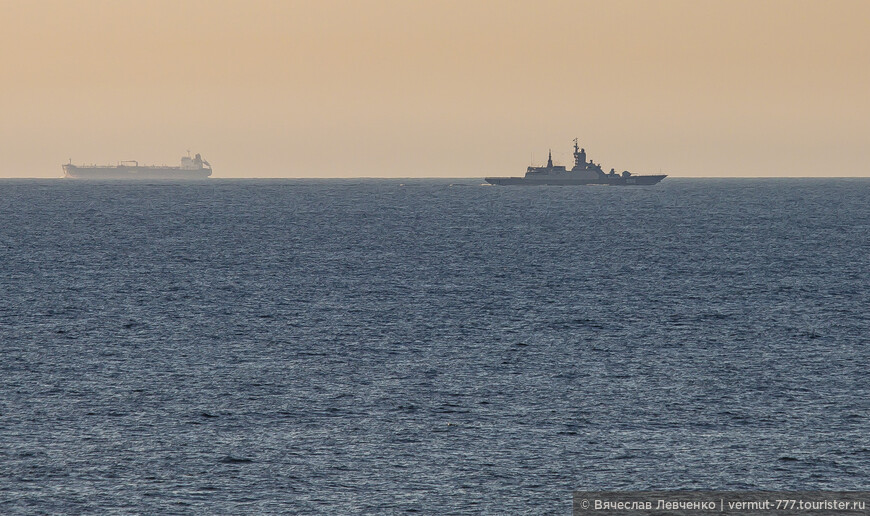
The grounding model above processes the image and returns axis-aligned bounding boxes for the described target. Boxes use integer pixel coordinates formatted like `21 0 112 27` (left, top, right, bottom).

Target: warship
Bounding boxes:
485 139 666 186
63 153 212 180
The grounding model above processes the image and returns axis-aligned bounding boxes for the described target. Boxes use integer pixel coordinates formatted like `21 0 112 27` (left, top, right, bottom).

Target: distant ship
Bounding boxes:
63 153 212 180
485 139 666 186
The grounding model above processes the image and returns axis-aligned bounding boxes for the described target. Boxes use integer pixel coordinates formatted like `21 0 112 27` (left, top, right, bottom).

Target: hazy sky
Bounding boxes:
2 0 869 177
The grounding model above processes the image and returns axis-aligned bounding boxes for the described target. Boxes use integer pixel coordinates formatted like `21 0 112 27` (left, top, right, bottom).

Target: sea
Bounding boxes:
1 178 868 514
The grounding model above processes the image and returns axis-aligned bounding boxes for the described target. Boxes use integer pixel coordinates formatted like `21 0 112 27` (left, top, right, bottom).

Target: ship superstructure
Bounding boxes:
63 153 212 180
485 139 666 186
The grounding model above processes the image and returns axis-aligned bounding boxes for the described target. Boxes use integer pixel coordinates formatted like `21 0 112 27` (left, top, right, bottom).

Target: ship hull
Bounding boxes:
484 174 666 186
63 165 211 180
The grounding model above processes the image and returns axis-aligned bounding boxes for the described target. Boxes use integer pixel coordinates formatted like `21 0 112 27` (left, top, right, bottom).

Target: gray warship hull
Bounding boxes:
485 174 666 186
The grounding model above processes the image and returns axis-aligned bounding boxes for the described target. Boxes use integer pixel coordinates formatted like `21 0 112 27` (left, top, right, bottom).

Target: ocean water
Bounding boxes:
1 178 868 514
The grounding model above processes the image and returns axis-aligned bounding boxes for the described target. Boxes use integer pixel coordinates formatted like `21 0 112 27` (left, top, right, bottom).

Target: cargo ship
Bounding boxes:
485 139 665 186
63 153 212 180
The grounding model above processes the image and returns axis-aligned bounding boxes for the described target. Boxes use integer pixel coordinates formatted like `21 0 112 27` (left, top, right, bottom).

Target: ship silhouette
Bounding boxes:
485 139 666 186
63 152 212 180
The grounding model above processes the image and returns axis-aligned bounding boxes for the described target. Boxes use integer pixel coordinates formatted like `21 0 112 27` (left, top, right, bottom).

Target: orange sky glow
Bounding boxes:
2 0 869 177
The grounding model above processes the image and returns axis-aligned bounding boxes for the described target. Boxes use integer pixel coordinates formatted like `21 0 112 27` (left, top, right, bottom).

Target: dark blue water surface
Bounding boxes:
1 179 869 514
